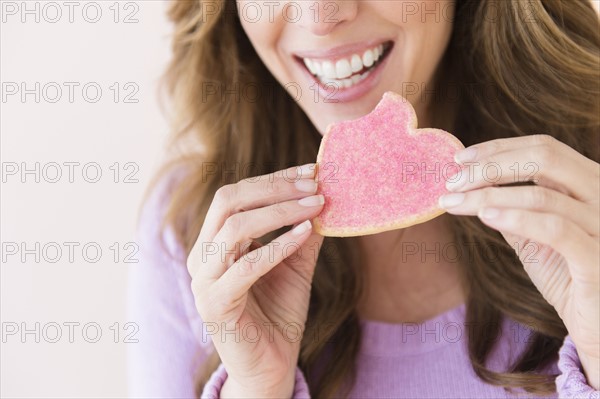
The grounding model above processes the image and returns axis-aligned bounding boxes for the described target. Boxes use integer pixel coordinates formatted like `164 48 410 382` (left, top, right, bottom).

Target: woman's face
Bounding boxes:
237 0 455 134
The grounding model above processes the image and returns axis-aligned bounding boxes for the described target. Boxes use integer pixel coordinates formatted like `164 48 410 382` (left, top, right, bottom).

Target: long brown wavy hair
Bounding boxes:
148 0 600 397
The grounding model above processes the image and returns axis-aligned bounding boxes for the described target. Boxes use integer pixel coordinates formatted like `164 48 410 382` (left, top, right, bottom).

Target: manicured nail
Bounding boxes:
454 146 477 164
297 163 316 179
295 179 317 193
479 208 500 219
438 193 465 208
298 194 324 207
292 220 311 235
446 171 467 191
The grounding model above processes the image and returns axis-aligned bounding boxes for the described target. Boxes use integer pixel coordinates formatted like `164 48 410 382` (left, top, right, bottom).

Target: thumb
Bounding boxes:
286 220 324 274
497 230 554 266
497 229 569 308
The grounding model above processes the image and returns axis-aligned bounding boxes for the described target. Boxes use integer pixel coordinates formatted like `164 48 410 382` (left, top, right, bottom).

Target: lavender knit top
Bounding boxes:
127 171 599 399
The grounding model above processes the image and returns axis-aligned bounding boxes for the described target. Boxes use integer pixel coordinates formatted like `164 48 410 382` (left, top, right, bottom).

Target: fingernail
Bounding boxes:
298 194 324 207
479 208 500 219
292 220 311 235
446 171 467 191
438 193 465 208
295 179 317 193
297 163 316 179
454 146 477 164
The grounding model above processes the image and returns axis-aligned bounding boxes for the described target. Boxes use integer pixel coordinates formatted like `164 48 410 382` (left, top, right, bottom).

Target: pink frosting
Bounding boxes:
316 92 464 234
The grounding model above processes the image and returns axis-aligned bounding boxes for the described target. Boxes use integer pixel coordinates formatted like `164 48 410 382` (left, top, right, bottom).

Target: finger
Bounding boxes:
440 186 599 236
198 194 325 280
477 208 599 282
285 223 325 275
455 135 586 166
188 163 317 276
201 163 318 242
448 135 599 201
208 219 314 318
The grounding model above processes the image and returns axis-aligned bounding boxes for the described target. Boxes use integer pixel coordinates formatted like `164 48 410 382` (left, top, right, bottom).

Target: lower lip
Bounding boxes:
298 48 392 103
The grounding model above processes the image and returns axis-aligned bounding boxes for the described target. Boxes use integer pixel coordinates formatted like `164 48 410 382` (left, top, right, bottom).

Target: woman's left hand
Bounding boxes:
439 134 599 389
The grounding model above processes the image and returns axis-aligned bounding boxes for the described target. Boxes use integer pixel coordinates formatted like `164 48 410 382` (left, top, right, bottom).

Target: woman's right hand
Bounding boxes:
187 164 325 398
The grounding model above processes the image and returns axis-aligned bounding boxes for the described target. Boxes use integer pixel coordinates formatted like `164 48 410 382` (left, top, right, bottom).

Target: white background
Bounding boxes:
1 1 170 396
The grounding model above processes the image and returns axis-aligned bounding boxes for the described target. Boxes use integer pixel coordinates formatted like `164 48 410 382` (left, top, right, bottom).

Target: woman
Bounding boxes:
128 0 600 398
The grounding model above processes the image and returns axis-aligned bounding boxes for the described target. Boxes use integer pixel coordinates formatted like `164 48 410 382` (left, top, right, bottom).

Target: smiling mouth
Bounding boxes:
295 41 394 90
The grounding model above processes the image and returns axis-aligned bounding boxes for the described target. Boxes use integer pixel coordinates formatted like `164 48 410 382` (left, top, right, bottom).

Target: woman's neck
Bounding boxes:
356 214 467 324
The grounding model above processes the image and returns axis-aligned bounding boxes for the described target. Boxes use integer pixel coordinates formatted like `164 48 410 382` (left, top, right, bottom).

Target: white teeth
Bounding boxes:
362 49 374 68
335 59 352 79
321 77 338 86
317 68 372 90
350 54 363 73
313 61 322 76
322 61 337 79
304 59 316 75
302 43 388 88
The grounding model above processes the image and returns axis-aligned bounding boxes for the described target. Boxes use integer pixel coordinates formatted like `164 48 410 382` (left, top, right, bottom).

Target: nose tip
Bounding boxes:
308 22 338 37
296 1 358 36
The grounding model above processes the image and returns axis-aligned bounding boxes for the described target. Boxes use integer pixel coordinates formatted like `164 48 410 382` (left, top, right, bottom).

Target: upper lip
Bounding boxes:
293 39 393 61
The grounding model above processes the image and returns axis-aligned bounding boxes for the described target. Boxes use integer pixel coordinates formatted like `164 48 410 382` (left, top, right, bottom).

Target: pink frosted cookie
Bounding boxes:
313 91 464 237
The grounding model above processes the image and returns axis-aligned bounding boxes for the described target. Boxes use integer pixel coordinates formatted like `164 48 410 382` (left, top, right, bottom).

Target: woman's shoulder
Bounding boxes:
140 161 191 223
131 161 211 344
137 161 192 261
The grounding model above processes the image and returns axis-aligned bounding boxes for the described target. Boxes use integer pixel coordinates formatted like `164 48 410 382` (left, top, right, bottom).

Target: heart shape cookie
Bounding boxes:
313 91 464 237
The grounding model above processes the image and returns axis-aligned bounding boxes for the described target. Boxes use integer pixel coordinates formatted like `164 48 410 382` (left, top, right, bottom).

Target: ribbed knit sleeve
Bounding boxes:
556 335 600 398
